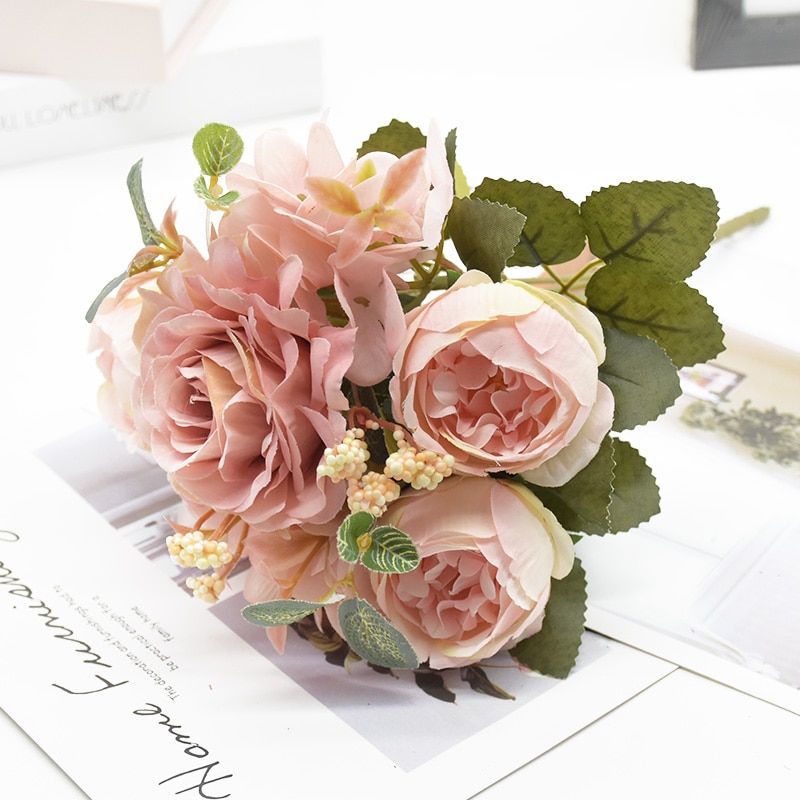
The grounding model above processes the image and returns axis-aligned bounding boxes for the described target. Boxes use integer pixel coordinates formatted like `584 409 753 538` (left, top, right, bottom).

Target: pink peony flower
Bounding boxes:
131 237 356 531
354 476 574 669
221 121 453 385
243 519 349 653
390 271 614 486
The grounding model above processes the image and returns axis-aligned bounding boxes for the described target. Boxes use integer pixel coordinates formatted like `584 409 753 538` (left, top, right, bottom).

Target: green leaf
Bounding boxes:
192 122 244 176
215 190 240 207
448 196 526 281
338 598 419 669
581 181 719 282
459 665 515 700
360 526 420 574
193 175 214 202
126 159 160 246
473 179 585 266
586 264 724 368
608 439 660 533
510 558 587 679
527 437 614 535
414 669 456 703
337 511 375 564
358 119 426 158
242 599 324 627
193 176 240 210
85 269 128 323
600 327 681 431
444 128 457 181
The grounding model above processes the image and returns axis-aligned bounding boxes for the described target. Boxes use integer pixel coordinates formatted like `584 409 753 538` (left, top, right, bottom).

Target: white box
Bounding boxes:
0 39 323 167
0 0 228 84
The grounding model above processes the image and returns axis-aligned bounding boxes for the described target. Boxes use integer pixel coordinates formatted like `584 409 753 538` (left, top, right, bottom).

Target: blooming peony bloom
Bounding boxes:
131 237 356 531
390 271 614 485
243 519 349 653
354 476 574 669
221 121 453 385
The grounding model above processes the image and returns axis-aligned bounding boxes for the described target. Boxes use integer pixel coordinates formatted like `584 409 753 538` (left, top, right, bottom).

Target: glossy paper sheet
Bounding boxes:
0 443 673 800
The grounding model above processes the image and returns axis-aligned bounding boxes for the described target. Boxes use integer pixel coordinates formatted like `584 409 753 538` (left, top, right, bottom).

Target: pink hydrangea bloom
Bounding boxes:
221 121 453 385
243 518 348 653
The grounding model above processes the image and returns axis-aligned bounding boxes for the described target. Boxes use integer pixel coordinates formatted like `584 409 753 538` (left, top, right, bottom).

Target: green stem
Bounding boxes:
714 206 770 241
561 258 604 292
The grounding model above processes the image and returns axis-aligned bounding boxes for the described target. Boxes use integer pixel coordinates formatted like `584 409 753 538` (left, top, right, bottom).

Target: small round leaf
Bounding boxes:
192 122 244 176
360 526 420 573
337 511 375 563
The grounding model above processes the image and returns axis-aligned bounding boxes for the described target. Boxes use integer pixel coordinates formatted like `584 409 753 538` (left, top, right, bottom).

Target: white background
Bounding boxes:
1 0 799 797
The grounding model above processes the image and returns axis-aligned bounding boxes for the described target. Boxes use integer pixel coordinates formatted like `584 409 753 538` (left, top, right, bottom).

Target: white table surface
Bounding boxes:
2 0 799 797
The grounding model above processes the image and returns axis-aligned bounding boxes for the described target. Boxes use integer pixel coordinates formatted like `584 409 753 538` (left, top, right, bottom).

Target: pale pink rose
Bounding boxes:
353 476 575 669
243 519 349 653
221 121 453 385
132 237 355 531
390 272 614 485
89 270 159 450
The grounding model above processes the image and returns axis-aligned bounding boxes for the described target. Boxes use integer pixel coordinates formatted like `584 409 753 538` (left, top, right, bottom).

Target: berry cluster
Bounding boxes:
318 423 454 517
186 572 226 603
384 429 455 490
317 428 370 482
166 529 234 570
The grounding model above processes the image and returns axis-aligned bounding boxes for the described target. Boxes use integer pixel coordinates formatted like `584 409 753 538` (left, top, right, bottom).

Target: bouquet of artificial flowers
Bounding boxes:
88 118 723 696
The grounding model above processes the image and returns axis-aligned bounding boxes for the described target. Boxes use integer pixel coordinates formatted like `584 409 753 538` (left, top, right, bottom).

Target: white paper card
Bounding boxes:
578 329 800 714
0 439 674 800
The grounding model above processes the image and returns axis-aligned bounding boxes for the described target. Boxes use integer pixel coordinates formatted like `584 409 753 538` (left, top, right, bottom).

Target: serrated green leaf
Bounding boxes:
510 558 586 679
473 179 585 266
192 122 244 177
442 127 470 198
448 196 526 281
360 526 420 574
608 439 660 533
242 599 324 627
339 598 419 669
586 264 724 368
358 119 426 158
600 327 681 431
526 437 614 535
581 181 718 282
445 128 457 181
126 159 160 246
337 511 375 563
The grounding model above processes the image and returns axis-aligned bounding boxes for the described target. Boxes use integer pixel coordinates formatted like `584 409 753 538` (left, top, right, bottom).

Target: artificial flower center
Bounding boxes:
427 341 557 451
394 550 500 640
